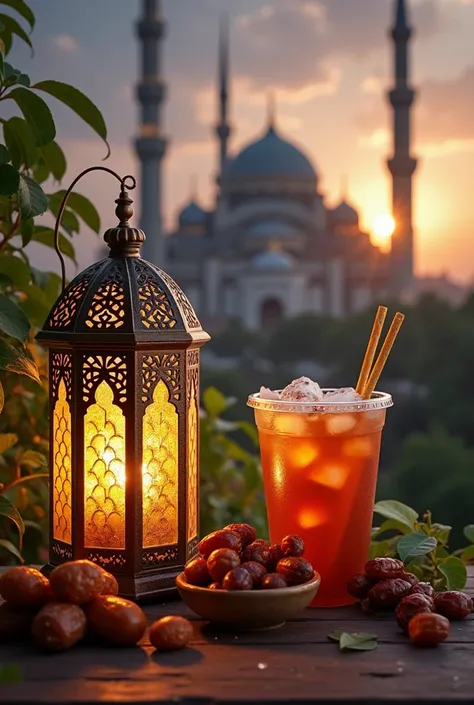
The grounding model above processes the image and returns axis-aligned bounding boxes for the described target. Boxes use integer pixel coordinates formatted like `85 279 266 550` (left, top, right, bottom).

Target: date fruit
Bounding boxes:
32 603 87 652
198 530 242 558
208 582 222 590
149 616 193 651
222 567 253 591
347 573 373 600
410 582 434 599
434 591 473 620
367 578 412 609
240 561 267 587
0 566 51 608
207 548 240 582
100 570 119 596
184 556 211 586
0 601 35 639
50 560 105 605
267 543 283 571
261 573 288 589
400 572 419 588
365 557 404 581
395 594 435 633
276 557 314 586
281 535 304 558
224 523 257 548
408 612 450 647
241 541 271 567
87 595 147 645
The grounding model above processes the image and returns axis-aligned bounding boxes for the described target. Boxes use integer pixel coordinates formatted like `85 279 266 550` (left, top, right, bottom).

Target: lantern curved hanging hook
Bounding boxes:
53 166 137 293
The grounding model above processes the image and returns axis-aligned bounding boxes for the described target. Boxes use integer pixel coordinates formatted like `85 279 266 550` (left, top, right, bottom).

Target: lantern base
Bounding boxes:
41 562 181 602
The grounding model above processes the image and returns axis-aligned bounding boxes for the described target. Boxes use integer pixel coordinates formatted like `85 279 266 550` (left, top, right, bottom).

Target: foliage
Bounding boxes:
199 387 267 538
0 0 107 565
328 630 378 652
370 500 472 590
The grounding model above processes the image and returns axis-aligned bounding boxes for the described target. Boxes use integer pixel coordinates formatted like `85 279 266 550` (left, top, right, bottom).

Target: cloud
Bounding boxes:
52 34 78 53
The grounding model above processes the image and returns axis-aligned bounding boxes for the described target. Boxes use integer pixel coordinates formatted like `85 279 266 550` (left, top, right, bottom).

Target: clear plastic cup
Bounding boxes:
247 390 393 607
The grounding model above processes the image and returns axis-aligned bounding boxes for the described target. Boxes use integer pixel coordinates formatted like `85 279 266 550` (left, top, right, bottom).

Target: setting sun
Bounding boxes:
372 213 395 251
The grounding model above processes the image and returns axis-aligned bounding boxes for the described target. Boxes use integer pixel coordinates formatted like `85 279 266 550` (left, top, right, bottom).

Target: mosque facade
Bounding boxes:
135 0 417 330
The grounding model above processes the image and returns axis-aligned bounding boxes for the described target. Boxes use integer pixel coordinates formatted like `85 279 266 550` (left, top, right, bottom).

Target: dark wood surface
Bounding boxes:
1 570 474 704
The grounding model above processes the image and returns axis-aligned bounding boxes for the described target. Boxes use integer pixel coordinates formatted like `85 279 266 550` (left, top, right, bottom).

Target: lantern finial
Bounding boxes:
104 186 145 258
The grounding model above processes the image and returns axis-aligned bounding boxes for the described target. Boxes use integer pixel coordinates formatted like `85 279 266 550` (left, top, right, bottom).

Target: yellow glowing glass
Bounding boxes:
187 379 198 540
142 380 178 548
84 380 126 549
53 379 72 543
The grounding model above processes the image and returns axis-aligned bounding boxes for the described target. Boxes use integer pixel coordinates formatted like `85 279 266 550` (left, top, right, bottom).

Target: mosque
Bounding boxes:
135 0 417 330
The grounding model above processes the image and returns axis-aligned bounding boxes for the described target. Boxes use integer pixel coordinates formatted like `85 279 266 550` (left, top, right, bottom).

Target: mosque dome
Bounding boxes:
227 126 317 182
247 220 301 239
178 200 207 227
251 249 295 270
332 200 359 226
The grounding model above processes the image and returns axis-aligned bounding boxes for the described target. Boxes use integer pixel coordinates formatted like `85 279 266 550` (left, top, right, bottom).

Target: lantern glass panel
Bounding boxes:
187 371 198 541
84 380 126 549
52 379 72 543
142 380 178 548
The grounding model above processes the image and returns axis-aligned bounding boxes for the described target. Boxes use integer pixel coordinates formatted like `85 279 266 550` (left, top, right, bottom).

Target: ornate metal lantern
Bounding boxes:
36 167 209 599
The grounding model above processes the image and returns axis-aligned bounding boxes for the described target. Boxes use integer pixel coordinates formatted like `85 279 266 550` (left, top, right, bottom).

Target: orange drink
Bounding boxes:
248 391 392 607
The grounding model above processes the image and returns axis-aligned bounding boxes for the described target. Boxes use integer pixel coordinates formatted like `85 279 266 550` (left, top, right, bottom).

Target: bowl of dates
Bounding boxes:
177 526 320 630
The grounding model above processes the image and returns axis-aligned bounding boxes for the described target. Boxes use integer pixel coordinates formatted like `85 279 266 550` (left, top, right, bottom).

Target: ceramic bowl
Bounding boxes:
176 572 321 631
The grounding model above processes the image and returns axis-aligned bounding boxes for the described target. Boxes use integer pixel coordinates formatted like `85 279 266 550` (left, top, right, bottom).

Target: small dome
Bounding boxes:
247 220 300 238
227 126 316 182
332 200 359 225
178 200 207 227
251 249 295 270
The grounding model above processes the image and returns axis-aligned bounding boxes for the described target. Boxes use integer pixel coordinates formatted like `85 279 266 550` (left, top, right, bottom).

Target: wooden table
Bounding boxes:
1 570 473 704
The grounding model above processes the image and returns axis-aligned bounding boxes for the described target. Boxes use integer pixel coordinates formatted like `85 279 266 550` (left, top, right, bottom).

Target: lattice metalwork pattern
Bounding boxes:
142 353 181 404
187 368 199 541
84 380 126 549
53 379 72 543
83 355 127 404
142 380 178 548
47 262 104 329
134 261 177 329
85 264 125 329
152 266 201 330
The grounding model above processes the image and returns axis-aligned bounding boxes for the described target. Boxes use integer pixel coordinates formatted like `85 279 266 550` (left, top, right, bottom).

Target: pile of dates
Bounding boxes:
0 561 193 653
184 524 315 590
348 557 473 647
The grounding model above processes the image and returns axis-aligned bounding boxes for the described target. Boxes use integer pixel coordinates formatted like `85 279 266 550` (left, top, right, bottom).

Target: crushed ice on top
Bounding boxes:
259 377 362 403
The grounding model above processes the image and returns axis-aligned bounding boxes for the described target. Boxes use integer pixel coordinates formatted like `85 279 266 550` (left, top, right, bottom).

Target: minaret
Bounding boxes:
215 16 231 176
387 0 418 296
135 0 167 266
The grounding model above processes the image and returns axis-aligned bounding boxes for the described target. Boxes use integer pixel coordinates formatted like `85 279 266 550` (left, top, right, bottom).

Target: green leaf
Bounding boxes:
40 140 66 181
464 524 474 544
373 500 418 533
0 13 32 54
1 27 12 55
438 556 467 590
327 630 344 641
53 189 100 232
32 161 49 183
4 116 38 168
3 118 22 168
0 494 25 544
47 195 80 234
0 254 30 288
6 87 55 146
0 144 10 163
33 80 109 157
460 545 474 563
30 227 76 264
20 215 34 246
20 449 47 468
18 173 47 218
0 664 22 685
17 72 29 87
404 560 425 580
0 292 30 341
431 523 451 546
0 381 4 413
330 631 378 652
0 432 18 453
397 532 437 562
0 0 35 29
0 162 19 195
0 338 41 384
0 47 4 80
203 386 228 418
372 518 412 537
0 538 23 563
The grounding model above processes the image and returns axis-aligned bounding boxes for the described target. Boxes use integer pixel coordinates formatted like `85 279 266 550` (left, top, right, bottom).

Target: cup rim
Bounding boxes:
247 388 393 414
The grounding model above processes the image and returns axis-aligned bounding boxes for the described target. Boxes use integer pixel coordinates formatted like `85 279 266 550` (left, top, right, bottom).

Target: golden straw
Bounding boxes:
355 306 388 395
362 312 405 399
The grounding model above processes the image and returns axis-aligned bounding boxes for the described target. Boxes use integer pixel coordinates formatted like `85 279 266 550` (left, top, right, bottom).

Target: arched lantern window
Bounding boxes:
36 168 209 599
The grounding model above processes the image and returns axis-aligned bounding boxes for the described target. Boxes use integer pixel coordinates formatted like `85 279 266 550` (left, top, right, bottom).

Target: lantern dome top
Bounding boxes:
37 179 209 346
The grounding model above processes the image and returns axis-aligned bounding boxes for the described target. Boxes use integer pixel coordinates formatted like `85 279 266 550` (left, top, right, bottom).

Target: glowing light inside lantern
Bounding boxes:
53 379 72 543
142 380 178 548
84 380 126 549
187 375 198 540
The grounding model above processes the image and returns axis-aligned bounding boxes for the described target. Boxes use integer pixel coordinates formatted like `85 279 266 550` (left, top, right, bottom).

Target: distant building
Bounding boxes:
135 0 416 330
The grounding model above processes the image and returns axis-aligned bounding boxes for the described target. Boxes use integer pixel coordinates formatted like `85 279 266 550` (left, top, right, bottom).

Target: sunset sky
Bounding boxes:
13 0 474 282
